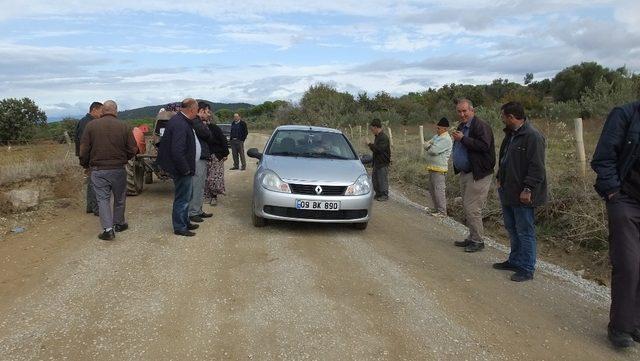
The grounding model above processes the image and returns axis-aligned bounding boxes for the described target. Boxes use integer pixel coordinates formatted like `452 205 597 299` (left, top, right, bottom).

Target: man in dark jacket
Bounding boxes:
367 118 391 201
75 101 102 215
157 98 200 237
591 100 640 348
493 102 547 282
452 99 496 252
188 102 214 223
79 100 137 240
229 113 248 170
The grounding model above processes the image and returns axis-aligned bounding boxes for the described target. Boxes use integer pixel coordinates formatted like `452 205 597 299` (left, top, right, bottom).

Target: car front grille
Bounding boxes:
263 206 367 220
289 183 347 196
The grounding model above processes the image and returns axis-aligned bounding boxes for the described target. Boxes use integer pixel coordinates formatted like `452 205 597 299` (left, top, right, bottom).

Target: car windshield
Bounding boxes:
266 130 357 160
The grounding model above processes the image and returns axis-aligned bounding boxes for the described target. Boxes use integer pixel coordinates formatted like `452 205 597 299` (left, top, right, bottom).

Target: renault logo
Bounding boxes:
315 185 323 195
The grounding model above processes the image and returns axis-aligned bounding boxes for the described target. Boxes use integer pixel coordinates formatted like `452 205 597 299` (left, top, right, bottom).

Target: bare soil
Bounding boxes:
0 135 637 360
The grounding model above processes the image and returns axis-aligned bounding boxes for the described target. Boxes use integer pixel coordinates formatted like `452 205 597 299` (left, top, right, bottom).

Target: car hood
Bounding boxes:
263 155 366 184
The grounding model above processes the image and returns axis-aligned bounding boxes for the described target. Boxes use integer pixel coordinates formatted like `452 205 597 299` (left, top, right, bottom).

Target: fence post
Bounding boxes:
387 127 394 147
574 117 586 177
419 125 425 156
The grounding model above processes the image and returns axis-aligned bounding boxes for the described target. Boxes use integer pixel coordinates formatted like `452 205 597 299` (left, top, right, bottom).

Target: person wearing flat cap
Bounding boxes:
424 117 453 216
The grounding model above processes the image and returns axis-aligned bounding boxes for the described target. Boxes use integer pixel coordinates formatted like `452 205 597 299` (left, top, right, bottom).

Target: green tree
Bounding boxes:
0 97 47 143
551 62 617 102
300 83 356 123
215 108 234 121
524 73 534 85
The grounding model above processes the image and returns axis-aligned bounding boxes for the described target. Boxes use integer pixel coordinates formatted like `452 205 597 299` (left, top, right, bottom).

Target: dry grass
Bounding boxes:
0 142 77 186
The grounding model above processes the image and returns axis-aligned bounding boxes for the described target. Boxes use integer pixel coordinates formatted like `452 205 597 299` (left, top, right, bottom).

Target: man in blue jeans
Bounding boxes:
493 102 547 282
157 98 200 237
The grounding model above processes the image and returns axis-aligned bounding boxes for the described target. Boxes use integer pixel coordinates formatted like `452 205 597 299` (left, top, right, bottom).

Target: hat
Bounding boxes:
437 117 449 127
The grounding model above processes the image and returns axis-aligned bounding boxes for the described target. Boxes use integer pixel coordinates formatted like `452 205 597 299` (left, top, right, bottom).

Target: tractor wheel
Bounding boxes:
126 159 144 196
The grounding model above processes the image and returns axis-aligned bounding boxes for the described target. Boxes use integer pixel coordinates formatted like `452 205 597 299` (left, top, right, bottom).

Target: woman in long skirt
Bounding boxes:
205 120 230 205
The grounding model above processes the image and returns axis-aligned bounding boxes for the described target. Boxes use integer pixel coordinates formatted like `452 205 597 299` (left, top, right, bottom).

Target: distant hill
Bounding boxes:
118 100 254 120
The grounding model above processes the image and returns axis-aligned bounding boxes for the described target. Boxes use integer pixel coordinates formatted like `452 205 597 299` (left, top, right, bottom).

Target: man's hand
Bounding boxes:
608 191 619 200
519 190 532 204
452 131 464 141
364 137 371 145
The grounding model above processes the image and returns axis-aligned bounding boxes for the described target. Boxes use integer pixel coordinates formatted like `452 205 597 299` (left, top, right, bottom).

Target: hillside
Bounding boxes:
118 100 253 120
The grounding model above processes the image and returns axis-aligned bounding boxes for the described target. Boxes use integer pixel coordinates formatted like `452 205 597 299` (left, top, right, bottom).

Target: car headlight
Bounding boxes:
261 170 291 193
345 174 371 196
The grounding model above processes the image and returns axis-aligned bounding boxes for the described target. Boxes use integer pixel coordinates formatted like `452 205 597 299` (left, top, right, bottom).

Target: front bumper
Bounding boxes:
253 187 373 223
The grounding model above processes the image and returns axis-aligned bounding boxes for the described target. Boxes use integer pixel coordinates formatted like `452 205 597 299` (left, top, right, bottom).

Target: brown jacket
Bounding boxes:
79 115 138 169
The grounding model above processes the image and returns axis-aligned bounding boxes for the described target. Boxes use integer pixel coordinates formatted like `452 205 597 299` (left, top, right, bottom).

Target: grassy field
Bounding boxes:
0 142 78 187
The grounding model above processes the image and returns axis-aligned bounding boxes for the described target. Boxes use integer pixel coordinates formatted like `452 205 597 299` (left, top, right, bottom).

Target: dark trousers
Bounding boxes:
91 168 127 230
500 189 537 274
607 192 640 332
372 165 389 197
172 174 193 232
230 139 246 168
86 175 98 214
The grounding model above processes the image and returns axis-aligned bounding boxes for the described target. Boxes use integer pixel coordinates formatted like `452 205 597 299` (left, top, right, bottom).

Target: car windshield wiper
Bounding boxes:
314 152 351 160
269 151 300 157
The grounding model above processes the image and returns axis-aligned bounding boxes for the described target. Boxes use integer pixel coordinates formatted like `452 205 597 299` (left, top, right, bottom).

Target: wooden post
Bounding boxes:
63 130 72 145
574 118 586 177
348 124 353 139
419 125 425 156
387 127 394 147
403 129 407 143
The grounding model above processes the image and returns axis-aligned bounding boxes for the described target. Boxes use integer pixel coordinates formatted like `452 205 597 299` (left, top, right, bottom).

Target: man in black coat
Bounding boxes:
75 101 102 215
493 102 547 282
188 102 214 223
591 100 640 348
229 113 248 170
157 98 200 237
452 99 496 252
366 118 391 201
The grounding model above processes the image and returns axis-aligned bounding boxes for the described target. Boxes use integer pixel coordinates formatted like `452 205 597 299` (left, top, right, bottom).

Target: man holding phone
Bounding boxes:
451 99 496 253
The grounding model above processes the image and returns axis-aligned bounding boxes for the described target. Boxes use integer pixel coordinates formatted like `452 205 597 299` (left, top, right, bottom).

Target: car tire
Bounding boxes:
353 222 368 230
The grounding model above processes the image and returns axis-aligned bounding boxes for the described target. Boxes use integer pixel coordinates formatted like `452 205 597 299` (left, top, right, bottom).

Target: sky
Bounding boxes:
0 0 639 118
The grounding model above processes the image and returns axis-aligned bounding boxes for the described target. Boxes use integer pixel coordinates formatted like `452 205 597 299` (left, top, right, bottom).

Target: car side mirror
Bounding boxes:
247 148 263 160
359 154 372 165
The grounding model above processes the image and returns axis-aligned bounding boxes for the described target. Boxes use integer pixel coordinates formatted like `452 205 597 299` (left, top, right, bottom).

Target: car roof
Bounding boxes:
274 125 343 134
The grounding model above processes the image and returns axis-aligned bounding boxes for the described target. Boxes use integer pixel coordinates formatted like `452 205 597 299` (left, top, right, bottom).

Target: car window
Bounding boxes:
266 130 357 160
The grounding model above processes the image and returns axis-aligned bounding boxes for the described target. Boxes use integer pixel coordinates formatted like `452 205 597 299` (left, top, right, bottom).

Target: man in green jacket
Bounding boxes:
424 117 453 216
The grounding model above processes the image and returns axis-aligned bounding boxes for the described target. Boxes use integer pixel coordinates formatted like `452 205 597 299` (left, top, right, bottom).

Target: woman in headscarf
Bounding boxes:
204 117 230 205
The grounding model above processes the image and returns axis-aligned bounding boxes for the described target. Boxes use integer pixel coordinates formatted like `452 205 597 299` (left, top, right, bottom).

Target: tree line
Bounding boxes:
2 61 638 143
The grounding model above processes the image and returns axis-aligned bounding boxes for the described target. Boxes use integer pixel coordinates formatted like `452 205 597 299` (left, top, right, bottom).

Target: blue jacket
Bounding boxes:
157 112 196 177
591 101 640 198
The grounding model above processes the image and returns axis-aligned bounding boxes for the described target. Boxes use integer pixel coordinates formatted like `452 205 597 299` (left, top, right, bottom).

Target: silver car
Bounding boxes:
247 125 373 229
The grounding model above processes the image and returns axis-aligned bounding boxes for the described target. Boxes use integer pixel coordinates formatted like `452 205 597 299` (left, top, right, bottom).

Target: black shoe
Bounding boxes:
113 223 128 232
93 212 99 217
631 328 640 343
174 230 196 237
187 223 199 230
230 166 239 170
608 326 634 348
199 212 213 218
454 239 472 247
240 166 246 171
376 195 389 201
493 261 520 271
189 215 204 223
464 242 485 253
98 229 115 241
510 271 534 282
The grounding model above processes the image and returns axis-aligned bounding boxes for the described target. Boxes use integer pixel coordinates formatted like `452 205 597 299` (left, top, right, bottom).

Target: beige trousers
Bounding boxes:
459 172 492 242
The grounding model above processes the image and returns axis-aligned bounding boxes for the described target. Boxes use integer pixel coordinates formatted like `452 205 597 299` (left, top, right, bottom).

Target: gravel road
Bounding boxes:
0 135 637 360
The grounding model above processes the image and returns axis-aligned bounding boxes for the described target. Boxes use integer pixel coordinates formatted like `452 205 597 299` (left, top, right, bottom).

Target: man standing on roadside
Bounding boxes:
75 102 103 216
79 100 137 240
366 118 391 201
229 113 248 170
493 102 547 282
591 100 640 348
424 117 453 216
451 99 496 253
157 98 200 237
188 102 214 223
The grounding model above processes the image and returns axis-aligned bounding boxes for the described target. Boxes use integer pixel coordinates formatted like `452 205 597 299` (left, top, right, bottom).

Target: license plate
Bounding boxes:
296 200 340 211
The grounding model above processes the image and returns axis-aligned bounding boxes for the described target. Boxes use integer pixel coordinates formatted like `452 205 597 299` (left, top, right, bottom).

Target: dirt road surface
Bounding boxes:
0 135 637 360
